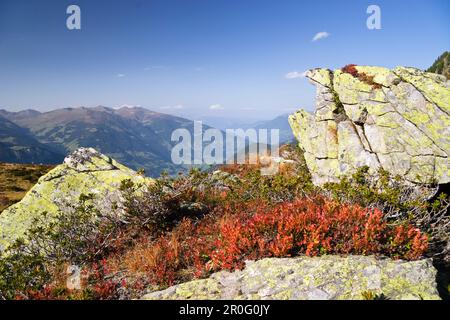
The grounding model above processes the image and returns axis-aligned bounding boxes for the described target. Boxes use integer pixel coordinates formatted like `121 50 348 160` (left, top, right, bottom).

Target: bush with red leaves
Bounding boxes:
121 197 428 288
21 197 429 298
341 64 382 89
203 198 427 271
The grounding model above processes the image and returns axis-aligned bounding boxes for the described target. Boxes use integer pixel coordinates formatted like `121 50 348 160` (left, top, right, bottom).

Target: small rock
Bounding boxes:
66 265 82 290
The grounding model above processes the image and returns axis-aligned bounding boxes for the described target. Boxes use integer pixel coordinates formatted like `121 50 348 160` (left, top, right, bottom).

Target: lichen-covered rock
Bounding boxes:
289 66 450 185
0 147 152 252
141 255 440 300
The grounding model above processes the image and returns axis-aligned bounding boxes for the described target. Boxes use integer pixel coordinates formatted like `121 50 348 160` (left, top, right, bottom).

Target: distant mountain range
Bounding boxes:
0 106 293 176
250 114 295 144
0 107 207 176
201 114 295 144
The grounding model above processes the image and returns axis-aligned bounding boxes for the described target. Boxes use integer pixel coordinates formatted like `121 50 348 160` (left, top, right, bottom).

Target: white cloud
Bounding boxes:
160 104 184 110
116 73 126 78
312 31 330 42
209 104 224 110
119 104 141 108
285 71 307 79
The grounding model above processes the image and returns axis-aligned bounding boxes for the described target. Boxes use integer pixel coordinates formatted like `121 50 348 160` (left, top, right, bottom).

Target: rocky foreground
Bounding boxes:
0 65 448 300
143 255 440 300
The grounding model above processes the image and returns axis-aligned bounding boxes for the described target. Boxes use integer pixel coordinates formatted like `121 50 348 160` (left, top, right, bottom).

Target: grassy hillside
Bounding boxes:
0 163 53 212
0 116 64 165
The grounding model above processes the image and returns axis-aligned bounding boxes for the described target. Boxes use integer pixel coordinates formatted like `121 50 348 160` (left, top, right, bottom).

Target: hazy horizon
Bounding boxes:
0 104 293 124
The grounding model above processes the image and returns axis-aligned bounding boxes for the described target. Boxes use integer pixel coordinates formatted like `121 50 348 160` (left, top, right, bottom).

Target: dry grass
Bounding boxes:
0 163 53 212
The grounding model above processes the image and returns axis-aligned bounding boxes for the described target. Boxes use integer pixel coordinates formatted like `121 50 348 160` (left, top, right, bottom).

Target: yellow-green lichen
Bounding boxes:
142 256 441 300
0 148 153 252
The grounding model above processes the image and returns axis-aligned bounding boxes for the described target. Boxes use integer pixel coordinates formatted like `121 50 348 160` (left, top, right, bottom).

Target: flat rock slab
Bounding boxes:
142 255 441 300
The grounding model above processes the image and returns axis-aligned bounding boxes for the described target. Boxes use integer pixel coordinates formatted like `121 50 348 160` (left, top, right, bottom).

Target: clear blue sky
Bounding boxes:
0 0 448 120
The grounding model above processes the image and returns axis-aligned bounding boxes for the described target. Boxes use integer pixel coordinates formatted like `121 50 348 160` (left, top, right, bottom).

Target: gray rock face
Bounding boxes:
289 66 450 186
142 255 441 300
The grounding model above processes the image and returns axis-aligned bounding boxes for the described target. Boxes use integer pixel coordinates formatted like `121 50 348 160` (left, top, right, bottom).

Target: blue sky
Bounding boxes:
0 0 448 120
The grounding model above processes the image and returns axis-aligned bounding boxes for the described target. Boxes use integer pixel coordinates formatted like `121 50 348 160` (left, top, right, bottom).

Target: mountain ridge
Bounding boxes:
0 106 200 176
0 106 293 175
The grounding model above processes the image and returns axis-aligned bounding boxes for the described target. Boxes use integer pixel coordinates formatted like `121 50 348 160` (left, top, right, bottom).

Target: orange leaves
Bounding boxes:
389 225 429 260
73 197 429 294
121 219 195 286
189 198 428 275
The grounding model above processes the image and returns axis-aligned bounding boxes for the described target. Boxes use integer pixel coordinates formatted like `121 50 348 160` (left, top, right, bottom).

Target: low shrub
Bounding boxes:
220 145 316 203
205 198 427 270
323 166 449 263
0 243 50 299
121 219 196 286
115 197 428 289
20 193 125 266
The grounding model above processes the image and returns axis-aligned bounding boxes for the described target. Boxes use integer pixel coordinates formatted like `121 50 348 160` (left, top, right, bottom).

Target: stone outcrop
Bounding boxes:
289 66 450 186
142 255 440 300
0 147 152 252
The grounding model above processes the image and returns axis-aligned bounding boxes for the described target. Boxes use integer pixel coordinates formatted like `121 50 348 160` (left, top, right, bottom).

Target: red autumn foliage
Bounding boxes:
341 64 383 89
203 199 427 271
29 197 428 298
87 260 121 299
341 64 359 77
120 197 428 287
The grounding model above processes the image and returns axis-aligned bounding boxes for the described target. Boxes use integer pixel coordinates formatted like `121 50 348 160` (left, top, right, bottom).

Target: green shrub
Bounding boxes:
15 193 124 266
0 241 50 299
220 145 316 203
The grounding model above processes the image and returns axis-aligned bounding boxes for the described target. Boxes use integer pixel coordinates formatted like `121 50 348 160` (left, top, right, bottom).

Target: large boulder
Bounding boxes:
142 255 440 300
0 147 152 252
289 66 450 186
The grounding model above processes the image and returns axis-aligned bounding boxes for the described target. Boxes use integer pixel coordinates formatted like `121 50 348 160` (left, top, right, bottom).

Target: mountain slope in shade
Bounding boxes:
0 107 212 176
427 51 449 79
0 115 64 164
252 114 295 144
200 114 295 144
